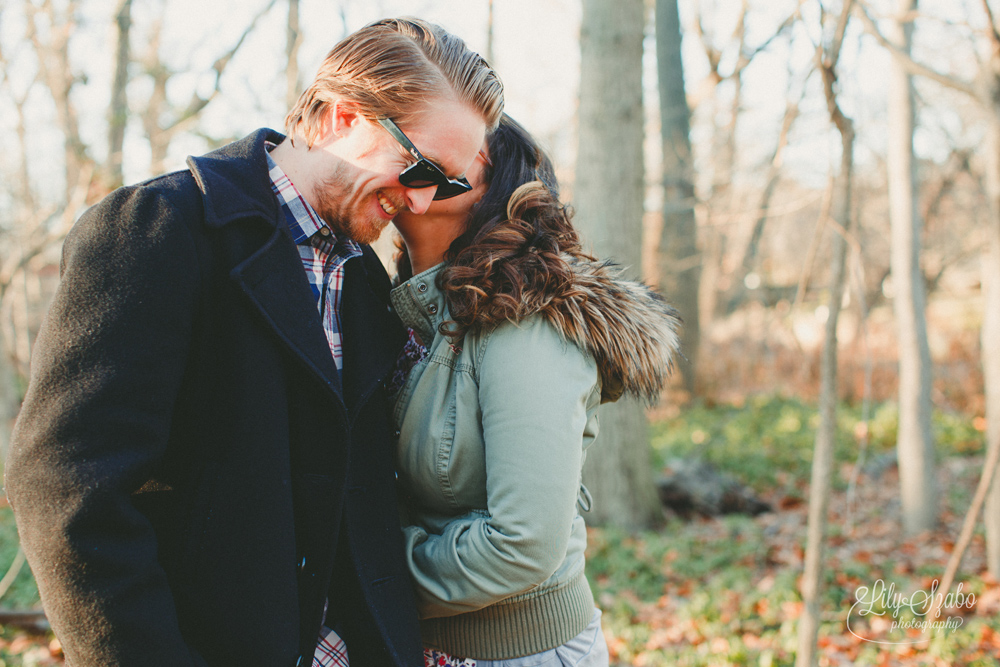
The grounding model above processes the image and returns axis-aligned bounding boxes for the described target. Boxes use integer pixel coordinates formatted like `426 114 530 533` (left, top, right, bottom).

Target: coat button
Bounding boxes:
295 655 306 667
417 282 428 293
428 304 438 315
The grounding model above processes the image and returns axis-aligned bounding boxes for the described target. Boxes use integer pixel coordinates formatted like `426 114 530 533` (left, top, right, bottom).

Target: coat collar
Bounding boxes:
390 257 684 405
186 128 285 229
191 130 404 410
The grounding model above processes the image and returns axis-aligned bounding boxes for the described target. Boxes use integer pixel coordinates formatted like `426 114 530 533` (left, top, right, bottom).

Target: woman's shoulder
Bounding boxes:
471 313 598 376
470 257 684 404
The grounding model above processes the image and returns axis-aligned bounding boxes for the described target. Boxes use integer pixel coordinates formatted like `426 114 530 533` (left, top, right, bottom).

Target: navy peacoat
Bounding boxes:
4 130 423 667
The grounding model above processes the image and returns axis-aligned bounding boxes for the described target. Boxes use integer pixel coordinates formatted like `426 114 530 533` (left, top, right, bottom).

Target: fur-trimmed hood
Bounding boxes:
537 257 682 404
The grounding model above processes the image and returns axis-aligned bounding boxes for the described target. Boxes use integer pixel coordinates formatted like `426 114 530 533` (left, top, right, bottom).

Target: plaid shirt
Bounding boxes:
313 627 350 667
312 629 478 667
266 148 362 371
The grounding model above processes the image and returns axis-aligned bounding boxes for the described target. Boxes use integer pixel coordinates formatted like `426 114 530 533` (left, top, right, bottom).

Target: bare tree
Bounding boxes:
855 0 1000 579
689 0 747 326
486 0 496 66
797 2 856 665
575 0 661 529
107 0 133 190
24 0 93 202
286 0 302 109
138 0 277 174
2 0 98 376
725 82 803 312
887 0 938 534
0 1 277 460
657 0 701 397
688 0 799 325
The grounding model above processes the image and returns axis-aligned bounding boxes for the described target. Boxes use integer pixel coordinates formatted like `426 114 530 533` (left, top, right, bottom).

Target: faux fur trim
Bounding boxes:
538 258 682 404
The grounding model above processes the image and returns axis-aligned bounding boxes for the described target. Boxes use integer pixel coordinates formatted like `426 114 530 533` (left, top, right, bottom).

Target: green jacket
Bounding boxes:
389 259 681 659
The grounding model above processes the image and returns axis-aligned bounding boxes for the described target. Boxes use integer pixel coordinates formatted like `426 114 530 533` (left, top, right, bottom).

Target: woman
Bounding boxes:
389 115 681 666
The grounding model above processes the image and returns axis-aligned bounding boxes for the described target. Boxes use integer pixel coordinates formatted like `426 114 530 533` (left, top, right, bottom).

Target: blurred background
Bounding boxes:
1 0 999 664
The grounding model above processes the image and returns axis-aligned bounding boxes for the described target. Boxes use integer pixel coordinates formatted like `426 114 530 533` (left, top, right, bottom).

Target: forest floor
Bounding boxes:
590 396 999 667
0 396 997 667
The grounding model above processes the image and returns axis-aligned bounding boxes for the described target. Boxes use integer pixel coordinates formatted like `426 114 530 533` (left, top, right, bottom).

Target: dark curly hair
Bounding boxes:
396 114 593 340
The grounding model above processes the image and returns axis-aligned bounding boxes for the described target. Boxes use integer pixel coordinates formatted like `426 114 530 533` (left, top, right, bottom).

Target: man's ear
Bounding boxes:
325 99 363 141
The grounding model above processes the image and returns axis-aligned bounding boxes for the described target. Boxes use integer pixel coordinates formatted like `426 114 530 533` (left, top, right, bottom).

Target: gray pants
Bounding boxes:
473 608 609 667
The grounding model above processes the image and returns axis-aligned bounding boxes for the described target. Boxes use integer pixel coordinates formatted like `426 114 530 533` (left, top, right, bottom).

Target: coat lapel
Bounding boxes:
230 225 344 401
186 130 345 399
340 254 405 420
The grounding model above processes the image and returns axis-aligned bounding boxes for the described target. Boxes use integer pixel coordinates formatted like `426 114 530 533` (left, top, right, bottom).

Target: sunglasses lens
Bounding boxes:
432 182 472 200
399 161 441 189
399 160 472 200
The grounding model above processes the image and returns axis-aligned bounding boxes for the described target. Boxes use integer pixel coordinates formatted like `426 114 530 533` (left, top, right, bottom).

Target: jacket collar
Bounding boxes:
391 256 684 405
390 263 448 345
189 129 405 410
186 128 285 229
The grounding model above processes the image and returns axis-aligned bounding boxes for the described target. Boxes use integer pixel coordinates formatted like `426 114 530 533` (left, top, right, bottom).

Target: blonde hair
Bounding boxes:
285 17 504 147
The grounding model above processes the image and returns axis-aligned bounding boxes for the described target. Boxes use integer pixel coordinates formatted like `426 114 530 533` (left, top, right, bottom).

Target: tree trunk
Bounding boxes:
107 0 132 190
797 6 855 662
486 0 496 67
983 70 1000 579
656 0 701 397
854 0 998 558
797 120 854 667
286 0 301 110
888 0 938 535
575 0 661 529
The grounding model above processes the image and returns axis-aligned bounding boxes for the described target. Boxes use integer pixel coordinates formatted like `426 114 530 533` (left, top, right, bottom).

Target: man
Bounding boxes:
4 18 503 667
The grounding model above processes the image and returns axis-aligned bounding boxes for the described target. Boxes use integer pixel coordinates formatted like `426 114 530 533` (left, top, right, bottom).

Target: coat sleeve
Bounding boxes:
4 185 210 667
402 317 599 618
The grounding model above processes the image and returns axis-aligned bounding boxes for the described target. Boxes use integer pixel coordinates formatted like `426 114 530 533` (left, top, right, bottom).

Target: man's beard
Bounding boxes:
313 171 390 245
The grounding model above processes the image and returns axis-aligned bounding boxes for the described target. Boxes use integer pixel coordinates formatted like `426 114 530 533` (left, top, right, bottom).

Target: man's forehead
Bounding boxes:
386 139 452 177
401 109 485 177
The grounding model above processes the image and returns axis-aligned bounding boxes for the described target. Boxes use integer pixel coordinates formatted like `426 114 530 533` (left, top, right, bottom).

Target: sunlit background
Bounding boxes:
2 0 999 664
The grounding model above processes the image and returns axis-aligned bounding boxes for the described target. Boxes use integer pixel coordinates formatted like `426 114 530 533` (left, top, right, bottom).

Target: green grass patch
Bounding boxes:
650 395 985 491
0 507 39 612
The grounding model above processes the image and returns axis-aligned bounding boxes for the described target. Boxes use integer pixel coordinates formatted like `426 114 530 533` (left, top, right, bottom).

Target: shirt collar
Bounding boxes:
265 145 362 257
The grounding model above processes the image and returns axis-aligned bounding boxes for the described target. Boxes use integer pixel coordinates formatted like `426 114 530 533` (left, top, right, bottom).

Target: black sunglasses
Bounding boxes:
377 117 473 201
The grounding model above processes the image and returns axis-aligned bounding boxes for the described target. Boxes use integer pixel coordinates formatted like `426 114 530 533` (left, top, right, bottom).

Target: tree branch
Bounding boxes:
0 163 92 301
688 0 802 107
164 0 278 131
827 0 854 70
981 0 1000 53
923 429 1000 638
742 0 806 65
854 1 978 98
691 0 721 75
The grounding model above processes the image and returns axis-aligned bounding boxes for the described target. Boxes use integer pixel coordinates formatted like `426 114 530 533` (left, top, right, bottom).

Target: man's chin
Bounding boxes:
346 218 388 245
323 216 385 245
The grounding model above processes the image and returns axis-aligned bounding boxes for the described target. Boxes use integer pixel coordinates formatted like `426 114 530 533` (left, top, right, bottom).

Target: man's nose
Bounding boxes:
404 187 437 215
